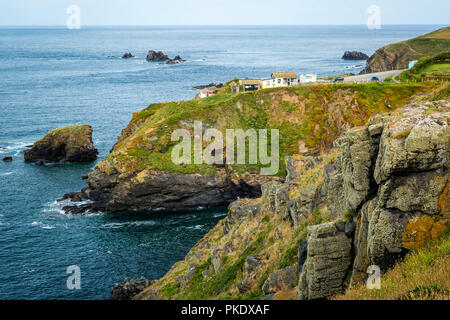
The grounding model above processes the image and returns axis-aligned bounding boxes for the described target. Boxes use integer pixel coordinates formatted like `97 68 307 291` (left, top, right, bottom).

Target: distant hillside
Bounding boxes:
362 26 450 74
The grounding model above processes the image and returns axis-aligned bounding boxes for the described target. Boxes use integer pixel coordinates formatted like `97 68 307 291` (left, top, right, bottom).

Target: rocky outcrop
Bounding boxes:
146 50 169 62
129 98 448 301
111 277 152 300
299 99 449 298
63 167 270 213
146 50 185 64
298 222 354 300
193 82 224 90
24 125 98 163
342 51 369 60
122 53 134 59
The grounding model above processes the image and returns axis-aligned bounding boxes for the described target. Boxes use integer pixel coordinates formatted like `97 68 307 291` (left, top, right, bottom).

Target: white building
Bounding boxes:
260 72 298 89
199 88 216 98
271 72 298 87
299 73 317 83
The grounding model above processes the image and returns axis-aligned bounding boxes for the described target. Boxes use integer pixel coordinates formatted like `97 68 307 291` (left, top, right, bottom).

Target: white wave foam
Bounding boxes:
31 221 55 229
0 171 15 176
3 141 33 156
100 220 158 229
187 224 204 230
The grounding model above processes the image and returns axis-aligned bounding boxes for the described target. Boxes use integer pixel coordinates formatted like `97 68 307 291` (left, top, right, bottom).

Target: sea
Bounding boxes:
0 25 444 299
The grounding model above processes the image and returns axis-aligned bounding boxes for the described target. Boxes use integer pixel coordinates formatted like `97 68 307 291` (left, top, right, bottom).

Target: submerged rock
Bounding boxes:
2 156 12 162
24 125 98 163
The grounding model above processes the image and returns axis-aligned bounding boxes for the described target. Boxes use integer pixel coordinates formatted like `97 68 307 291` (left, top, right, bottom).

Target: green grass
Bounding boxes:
335 224 450 300
102 82 430 178
398 52 450 82
368 27 450 72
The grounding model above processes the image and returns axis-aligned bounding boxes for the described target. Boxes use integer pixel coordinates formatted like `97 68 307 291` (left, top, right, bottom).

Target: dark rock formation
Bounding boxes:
62 168 271 213
111 277 152 300
146 50 169 62
24 125 98 163
193 82 224 90
342 51 369 60
298 222 353 300
122 53 134 59
173 55 186 62
146 50 186 64
2 156 12 162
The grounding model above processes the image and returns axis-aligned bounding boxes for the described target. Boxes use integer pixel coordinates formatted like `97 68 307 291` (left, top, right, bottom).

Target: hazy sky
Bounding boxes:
0 0 448 26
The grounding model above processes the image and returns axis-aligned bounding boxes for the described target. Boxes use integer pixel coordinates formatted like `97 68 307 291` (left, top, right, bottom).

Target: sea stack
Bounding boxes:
342 51 369 60
24 125 98 163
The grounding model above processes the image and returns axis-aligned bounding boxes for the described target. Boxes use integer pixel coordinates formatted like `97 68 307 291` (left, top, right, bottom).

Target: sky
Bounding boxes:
0 0 448 26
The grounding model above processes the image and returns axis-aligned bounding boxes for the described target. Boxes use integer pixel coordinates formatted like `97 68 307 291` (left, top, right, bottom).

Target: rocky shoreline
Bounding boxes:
61 167 276 214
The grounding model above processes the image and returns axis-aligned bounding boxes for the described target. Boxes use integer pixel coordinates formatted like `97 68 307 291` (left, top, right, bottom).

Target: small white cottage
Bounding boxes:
271 72 298 87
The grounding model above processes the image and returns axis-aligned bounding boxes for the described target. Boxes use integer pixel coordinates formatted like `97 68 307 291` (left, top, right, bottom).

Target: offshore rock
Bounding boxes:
342 51 369 60
24 125 98 163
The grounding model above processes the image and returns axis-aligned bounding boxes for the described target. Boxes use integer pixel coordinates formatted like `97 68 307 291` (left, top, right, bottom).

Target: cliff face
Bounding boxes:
62 83 428 213
133 98 449 300
362 27 450 74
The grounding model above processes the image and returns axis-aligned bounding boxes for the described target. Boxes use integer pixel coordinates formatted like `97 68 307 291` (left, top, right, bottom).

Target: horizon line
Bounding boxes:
0 23 447 28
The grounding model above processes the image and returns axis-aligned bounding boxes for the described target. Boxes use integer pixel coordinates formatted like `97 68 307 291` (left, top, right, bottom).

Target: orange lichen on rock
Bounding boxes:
438 182 449 220
402 215 447 250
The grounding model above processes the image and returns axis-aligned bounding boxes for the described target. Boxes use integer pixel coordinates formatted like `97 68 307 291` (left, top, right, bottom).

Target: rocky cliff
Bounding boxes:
130 97 449 300
62 83 429 213
361 26 450 74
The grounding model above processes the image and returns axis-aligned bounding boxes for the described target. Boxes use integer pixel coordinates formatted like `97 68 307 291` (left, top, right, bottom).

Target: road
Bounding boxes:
343 69 406 83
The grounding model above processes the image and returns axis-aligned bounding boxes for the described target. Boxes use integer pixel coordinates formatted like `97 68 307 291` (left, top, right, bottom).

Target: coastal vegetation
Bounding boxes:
134 95 449 301
362 26 450 73
398 51 450 82
105 82 429 177
334 226 450 300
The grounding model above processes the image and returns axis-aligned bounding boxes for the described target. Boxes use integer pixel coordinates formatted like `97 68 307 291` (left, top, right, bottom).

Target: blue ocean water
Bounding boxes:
0 25 444 299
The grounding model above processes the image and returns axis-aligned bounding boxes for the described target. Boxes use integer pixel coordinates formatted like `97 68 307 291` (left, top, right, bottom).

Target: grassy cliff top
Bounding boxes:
96 83 431 177
369 27 450 71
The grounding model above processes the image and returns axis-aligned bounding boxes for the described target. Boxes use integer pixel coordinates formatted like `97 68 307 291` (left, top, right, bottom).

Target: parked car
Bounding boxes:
371 76 380 82
332 77 344 83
